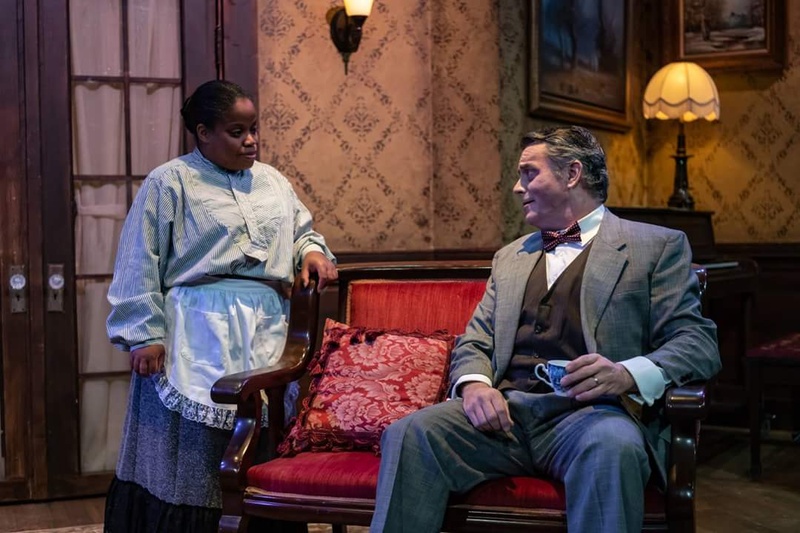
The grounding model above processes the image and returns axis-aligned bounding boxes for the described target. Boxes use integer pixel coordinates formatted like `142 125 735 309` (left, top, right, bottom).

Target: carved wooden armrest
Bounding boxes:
210 278 320 496
664 381 709 529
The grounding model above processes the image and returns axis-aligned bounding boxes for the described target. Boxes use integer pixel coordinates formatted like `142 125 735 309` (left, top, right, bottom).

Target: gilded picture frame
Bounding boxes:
529 0 632 132
663 0 786 72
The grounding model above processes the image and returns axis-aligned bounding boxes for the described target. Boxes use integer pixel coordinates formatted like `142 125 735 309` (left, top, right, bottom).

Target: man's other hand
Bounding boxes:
461 382 514 434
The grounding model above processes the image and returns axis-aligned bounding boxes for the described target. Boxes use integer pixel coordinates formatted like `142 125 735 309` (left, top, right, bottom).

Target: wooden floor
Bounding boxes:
0 427 797 532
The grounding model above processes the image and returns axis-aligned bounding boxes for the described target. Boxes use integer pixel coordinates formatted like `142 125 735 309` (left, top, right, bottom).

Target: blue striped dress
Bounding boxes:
104 148 335 531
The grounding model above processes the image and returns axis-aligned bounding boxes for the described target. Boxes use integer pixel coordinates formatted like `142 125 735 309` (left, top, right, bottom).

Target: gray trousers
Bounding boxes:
370 391 650 533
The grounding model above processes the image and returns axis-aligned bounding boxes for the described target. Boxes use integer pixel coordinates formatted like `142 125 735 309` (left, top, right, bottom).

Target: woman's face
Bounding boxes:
198 97 259 171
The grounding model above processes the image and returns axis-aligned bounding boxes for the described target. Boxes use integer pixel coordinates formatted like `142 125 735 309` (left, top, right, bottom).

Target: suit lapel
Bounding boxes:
581 212 628 353
493 234 540 382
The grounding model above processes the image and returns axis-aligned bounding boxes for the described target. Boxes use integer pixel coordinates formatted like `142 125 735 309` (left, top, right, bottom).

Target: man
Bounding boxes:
370 126 720 533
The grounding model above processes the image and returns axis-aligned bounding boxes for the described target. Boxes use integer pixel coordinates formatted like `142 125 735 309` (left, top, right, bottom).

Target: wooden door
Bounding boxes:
0 0 257 501
0 0 44 502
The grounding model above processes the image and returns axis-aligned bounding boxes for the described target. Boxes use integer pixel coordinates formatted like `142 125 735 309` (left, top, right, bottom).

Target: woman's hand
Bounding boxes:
299 251 338 291
130 344 165 376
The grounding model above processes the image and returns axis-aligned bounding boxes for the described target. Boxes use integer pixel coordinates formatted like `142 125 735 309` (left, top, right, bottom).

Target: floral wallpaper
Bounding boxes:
257 0 501 253
258 0 800 252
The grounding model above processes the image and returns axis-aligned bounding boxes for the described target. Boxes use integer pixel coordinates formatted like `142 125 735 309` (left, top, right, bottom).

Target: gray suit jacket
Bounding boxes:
449 210 720 481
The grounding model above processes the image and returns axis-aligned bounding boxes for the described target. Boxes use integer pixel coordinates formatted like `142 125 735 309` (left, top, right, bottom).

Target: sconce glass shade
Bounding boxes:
642 62 719 122
344 0 373 17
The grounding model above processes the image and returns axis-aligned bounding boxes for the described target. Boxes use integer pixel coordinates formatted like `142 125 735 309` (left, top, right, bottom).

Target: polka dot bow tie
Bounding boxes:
541 221 582 252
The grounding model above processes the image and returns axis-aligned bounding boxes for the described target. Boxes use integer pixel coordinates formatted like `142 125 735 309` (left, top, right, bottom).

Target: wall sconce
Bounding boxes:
327 0 374 75
643 62 720 210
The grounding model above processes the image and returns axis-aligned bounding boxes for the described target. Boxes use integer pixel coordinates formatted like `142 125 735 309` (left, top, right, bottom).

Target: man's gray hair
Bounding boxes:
521 126 609 202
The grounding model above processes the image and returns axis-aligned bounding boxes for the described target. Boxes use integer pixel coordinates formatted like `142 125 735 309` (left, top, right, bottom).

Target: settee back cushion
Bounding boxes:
346 279 487 334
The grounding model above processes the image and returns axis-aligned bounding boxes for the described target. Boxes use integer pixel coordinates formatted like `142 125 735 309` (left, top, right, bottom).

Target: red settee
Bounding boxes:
211 262 710 532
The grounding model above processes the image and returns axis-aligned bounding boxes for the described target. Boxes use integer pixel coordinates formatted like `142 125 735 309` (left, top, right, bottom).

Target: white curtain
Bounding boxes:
130 84 183 174
128 0 180 78
72 84 126 176
75 184 128 275
69 0 122 76
71 0 181 474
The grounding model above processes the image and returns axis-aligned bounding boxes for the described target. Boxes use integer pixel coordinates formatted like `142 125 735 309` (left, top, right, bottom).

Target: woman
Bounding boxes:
104 80 337 532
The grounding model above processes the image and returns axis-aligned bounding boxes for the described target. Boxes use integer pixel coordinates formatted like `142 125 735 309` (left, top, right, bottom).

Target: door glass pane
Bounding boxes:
72 83 126 175
77 280 130 474
80 377 130 474
74 182 128 276
70 0 122 76
130 84 183 174
77 280 129 374
128 0 181 78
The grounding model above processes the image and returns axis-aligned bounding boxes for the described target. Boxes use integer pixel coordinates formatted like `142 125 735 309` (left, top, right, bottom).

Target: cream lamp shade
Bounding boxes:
344 0 374 17
643 62 720 122
642 61 720 210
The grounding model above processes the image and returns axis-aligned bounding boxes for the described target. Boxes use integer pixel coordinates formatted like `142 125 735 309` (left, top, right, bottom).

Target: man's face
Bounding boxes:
513 144 573 230
199 97 259 171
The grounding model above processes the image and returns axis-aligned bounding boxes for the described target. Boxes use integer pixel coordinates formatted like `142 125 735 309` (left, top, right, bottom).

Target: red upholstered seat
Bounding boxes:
247 451 666 513
248 452 380 499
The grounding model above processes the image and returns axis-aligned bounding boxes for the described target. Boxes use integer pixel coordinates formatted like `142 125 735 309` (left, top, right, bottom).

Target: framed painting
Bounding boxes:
529 0 632 132
663 0 786 71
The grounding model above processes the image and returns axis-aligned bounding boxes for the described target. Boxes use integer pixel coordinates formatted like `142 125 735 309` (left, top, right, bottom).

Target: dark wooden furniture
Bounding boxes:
609 207 759 416
745 333 800 480
212 262 712 533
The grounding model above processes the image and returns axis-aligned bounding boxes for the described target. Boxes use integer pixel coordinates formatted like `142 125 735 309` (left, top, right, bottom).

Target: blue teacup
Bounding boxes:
533 359 570 396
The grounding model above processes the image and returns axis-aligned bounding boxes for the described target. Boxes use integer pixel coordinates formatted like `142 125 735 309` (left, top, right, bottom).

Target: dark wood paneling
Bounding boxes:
23 0 48 499
0 0 33 502
335 249 496 264
181 0 217 152
717 243 800 345
39 0 81 498
220 0 259 102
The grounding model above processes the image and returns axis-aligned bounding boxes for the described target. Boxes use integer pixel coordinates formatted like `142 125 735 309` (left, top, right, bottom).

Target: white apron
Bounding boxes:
153 278 297 430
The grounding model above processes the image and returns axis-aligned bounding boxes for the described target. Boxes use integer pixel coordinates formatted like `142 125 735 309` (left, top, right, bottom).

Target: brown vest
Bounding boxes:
499 243 592 392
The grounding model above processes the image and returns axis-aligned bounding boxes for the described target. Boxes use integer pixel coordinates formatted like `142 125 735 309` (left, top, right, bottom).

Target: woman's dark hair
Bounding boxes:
180 80 252 138
521 126 609 202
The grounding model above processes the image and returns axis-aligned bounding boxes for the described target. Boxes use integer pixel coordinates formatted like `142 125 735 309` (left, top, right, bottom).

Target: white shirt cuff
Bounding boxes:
450 374 493 399
619 356 669 406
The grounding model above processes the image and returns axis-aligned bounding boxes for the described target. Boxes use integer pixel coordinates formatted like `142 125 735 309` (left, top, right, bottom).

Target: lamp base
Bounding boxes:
668 123 695 211
667 186 695 210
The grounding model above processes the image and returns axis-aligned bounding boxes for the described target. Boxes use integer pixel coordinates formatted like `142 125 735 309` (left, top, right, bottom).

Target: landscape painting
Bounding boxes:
684 0 767 55
665 0 786 71
530 0 631 132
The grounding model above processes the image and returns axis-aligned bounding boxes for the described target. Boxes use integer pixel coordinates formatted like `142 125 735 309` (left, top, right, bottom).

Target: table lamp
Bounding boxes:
643 62 720 210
